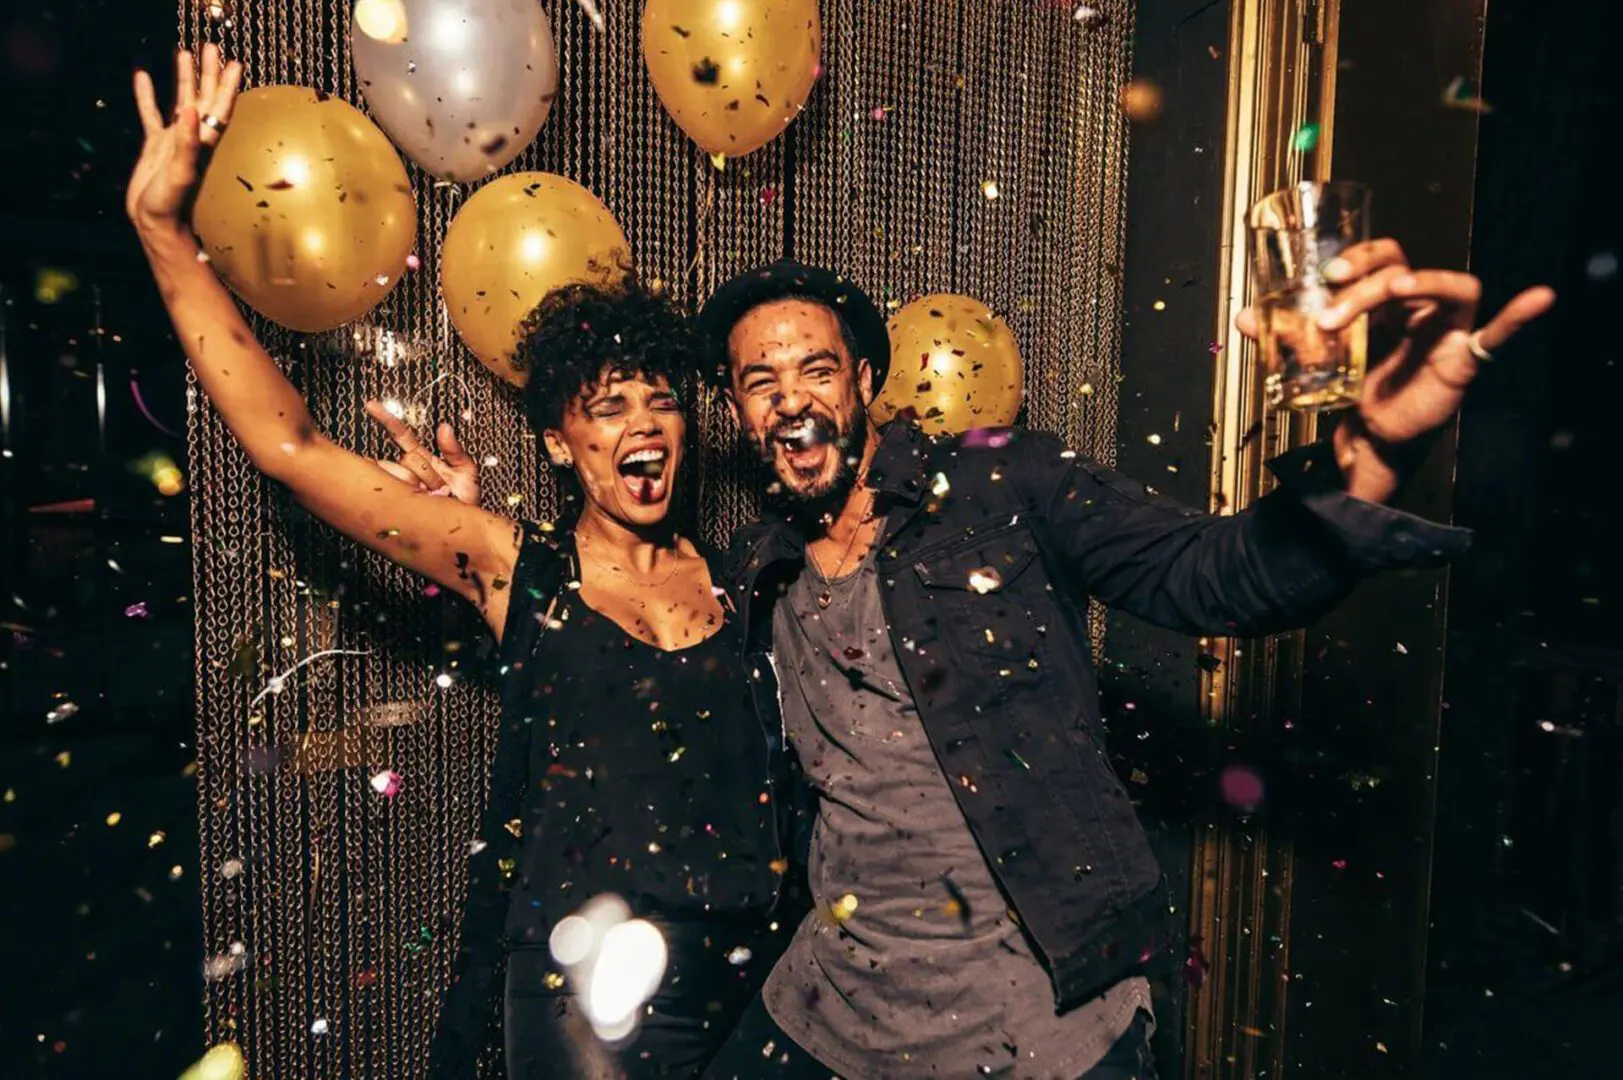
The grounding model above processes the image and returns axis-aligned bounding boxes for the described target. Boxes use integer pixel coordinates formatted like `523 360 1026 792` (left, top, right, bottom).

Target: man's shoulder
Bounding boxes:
922 426 1074 486
721 520 779 577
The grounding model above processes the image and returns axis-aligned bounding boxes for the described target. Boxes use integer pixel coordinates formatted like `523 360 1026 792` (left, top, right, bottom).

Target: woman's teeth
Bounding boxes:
619 448 667 478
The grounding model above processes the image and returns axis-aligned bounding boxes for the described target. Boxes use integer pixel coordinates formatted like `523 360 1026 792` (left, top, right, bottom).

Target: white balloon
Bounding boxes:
351 0 558 182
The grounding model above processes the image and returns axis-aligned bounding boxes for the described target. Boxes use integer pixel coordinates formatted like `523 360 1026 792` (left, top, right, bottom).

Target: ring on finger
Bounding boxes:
201 114 225 133
1466 331 1494 364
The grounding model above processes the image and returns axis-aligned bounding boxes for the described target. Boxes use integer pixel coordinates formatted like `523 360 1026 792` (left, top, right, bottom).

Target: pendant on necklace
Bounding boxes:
817 590 833 610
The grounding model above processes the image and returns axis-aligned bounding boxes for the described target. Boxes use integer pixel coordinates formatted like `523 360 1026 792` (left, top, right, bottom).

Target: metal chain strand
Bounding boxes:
185 1 1136 1075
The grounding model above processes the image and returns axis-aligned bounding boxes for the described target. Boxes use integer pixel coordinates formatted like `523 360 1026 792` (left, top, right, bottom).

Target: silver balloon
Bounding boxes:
351 0 558 182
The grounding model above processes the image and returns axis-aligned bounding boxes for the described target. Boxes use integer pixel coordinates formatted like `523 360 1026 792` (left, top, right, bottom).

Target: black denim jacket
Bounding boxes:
725 421 1471 1012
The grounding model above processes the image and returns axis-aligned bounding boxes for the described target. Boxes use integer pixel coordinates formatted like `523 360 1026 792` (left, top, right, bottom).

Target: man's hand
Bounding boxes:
129 45 243 235
364 401 482 505
1237 238 1555 502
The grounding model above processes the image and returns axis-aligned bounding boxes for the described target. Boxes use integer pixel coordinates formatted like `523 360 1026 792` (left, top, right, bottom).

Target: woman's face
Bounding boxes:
544 370 686 531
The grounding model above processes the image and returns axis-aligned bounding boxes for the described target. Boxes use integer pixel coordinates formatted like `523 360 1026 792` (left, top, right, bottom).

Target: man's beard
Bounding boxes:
747 408 868 532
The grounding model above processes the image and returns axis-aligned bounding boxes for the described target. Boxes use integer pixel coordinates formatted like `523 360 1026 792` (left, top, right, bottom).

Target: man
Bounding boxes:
694 248 1554 1079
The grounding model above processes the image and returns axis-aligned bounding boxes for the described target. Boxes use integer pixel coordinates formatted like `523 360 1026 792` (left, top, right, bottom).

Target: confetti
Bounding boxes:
980 179 1000 200
204 943 249 981
130 451 186 496
405 253 421 271
370 769 402 797
177 1042 245 1080
1586 251 1617 282
832 893 859 921
130 379 182 437
220 858 244 880
124 601 150 618
310 1018 330 1036
1441 75 1492 113
1292 122 1321 153
149 830 166 848
967 567 1002 594
34 266 79 304
727 945 753 965
46 701 79 725
106 811 122 827
1219 764 1265 810
1073 4 1104 27
1119 79 1164 123
575 0 605 32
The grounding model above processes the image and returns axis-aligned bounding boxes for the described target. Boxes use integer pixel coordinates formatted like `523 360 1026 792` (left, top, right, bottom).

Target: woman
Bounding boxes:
129 48 788 1078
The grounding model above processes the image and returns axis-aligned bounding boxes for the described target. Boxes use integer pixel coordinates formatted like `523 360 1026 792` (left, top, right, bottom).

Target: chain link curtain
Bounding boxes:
181 1 1134 1075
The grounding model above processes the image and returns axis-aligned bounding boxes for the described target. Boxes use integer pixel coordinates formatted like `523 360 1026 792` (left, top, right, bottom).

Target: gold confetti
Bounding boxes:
832 893 859 921
980 179 1000 200
106 812 123 827
149 831 166 848
967 567 1002 594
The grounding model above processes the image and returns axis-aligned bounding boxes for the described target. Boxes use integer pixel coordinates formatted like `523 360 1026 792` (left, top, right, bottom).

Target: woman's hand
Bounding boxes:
128 45 243 235
365 401 483 505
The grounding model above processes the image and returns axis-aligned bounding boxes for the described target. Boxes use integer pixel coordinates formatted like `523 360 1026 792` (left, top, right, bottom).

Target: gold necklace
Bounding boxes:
810 491 876 610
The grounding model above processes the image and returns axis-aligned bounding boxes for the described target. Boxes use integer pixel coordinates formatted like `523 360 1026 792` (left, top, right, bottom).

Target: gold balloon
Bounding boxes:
871 295 1025 436
641 0 821 158
191 86 416 333
440 172 631 385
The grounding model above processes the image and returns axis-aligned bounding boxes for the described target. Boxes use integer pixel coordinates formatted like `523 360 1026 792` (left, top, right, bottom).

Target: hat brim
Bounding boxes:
697 260 891 392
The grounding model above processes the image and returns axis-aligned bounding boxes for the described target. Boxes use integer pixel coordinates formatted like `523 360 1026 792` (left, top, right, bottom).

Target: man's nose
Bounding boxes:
772 382 811 417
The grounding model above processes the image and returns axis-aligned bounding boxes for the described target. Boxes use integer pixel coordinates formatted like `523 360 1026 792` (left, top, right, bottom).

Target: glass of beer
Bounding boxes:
1248 181 1372 411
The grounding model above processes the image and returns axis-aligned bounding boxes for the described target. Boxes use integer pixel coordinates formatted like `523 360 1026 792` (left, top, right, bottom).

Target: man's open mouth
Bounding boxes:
773 418 837 473
616 447 669 504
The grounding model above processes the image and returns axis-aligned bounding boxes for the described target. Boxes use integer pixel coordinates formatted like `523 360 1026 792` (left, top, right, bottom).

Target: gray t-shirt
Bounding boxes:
763 551 1151 1079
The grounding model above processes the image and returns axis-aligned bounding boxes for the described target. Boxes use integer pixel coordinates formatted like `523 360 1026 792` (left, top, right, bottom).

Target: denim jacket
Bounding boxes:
724 421 1471 1011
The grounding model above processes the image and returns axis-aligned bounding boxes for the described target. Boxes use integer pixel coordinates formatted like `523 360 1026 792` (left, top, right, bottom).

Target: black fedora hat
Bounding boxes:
697 259 891 391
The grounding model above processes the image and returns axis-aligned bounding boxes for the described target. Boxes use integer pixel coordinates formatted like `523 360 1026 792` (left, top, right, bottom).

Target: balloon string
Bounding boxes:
251 648 372 708
130 378 182 438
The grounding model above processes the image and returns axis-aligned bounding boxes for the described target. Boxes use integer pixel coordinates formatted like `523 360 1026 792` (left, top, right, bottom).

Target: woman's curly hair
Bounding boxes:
513 275 712 433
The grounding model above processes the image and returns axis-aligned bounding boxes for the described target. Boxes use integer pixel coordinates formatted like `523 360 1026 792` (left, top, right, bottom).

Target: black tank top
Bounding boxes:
503 557 779 945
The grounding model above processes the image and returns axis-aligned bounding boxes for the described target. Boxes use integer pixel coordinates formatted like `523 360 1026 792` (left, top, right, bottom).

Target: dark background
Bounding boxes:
1 0 1618 1077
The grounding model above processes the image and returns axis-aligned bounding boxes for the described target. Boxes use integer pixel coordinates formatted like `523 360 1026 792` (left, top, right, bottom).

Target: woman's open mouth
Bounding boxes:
617 447 669 505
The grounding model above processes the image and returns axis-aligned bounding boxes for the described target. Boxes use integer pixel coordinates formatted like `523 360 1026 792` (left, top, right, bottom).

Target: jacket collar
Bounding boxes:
864 420 929 505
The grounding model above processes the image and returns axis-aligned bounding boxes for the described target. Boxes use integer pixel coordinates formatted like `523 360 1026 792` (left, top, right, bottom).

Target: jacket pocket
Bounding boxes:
910 524 1046 691
911 521 1040 592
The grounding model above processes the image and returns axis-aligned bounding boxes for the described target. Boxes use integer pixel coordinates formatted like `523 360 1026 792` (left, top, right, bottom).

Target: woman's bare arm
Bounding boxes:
131 47 518 635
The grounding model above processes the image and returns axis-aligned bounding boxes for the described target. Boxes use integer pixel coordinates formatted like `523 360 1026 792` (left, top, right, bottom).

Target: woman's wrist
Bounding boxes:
134 214 198 258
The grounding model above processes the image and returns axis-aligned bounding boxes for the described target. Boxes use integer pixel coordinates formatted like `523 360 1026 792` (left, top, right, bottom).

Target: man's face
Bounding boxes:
725 299 873 510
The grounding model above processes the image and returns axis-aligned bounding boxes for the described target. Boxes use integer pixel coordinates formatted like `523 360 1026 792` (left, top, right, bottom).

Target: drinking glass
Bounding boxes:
1248 181 1372 411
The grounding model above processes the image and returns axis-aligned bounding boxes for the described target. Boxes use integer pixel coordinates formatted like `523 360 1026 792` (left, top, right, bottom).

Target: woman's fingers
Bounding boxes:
364 399 425 454
198 43 220 107
134 69 165 136
375 460 423 488
175 49 196 113
212 58 245 122
1474 286 1557 353
436 422 475 469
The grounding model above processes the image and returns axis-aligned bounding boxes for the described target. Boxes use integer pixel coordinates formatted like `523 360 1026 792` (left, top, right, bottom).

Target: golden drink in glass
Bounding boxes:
1255 286 1369 410
1249 181 1372 412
